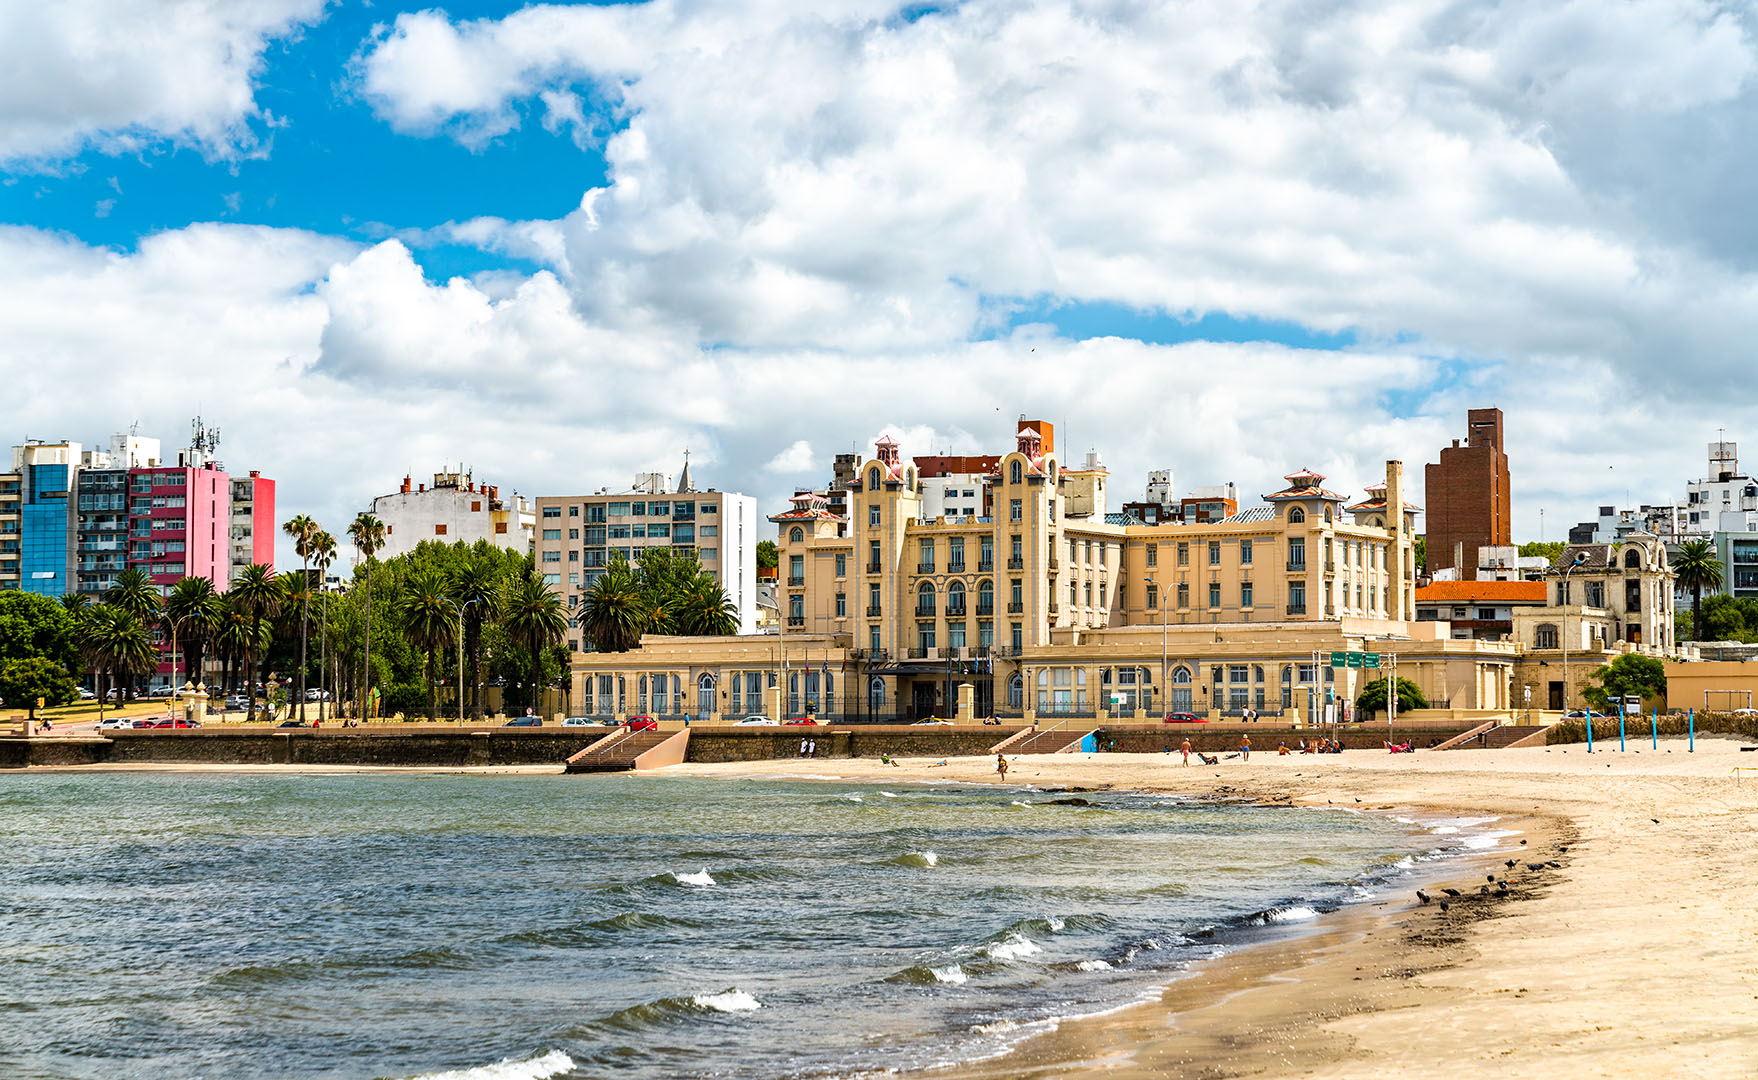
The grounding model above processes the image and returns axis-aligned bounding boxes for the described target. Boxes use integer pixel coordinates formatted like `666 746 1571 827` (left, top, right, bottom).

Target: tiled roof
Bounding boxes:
1414 581 1547 605
1264 485 1346 501
1221 506 1277 523
1105 511 1146 526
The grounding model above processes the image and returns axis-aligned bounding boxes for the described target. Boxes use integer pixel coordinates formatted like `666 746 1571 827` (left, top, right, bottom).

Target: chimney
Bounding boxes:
401 475 411 494
419 483 425 493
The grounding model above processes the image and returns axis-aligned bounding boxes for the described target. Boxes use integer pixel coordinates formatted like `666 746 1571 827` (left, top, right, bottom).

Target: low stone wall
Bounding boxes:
1092 723 1471 754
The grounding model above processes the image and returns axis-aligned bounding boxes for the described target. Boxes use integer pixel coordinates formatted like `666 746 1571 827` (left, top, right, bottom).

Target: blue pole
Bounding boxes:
1619 702 1626 752
1586 705 1593 752
1689 708 1695 753
1652 707 1658 749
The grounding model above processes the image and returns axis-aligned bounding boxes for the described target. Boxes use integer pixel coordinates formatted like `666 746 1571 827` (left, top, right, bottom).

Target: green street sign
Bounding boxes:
1329 652 1348 668
1346 653 1364 669
1364 653 1381 669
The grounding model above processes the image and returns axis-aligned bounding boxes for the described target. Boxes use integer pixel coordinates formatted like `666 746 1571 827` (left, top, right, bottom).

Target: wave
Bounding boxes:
602 989 762 1030
402 1049 574 1080
1246 905 1320 926
214 946 478 987
995 913 1111 939
981 933 1043 962
887 851 938 868
880 791 899 798
496 912 705 947
662 869 715 887
889 963 968 985
1075 959 1112 971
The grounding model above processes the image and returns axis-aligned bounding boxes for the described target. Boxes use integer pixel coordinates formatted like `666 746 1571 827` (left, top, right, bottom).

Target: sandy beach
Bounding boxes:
668 738 1758 1079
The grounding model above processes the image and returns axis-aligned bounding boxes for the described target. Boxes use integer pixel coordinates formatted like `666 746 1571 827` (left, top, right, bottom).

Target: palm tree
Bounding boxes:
449 553 501 721
397 569 458 723
502 565 568 715
59 593 90 617
1674 538 1725 642
310 530 338 723
283 514 319 721
231 564 285 723
164 576 225 691
80 606 156 716
581 555 649 653
677 575 739 636
215 600 255 699
348 514 387 720
104 567 161 698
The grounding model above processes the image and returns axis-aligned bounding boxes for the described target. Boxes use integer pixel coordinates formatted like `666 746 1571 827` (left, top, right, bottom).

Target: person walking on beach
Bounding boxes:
1240 734 1251 761
996 753 1008 778
1180 737 1192 765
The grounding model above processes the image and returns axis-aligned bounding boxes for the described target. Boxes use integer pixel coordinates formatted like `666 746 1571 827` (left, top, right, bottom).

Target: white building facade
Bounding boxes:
370 472 537 561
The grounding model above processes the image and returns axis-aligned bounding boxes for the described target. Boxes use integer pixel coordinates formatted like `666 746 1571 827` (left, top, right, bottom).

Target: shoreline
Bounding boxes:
666 741 1758 1078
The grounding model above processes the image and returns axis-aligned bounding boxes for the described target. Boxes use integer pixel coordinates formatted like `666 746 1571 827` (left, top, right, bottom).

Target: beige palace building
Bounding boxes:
568 423 1520 723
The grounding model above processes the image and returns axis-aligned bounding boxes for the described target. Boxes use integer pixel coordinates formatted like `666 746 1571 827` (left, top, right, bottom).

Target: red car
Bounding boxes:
146 718 202 729
1163 712 1209 724
785 717 819 726
625 716 659 731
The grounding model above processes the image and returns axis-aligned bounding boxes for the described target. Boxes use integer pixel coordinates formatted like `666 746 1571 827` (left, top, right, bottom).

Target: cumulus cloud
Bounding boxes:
764 440 816 473
0 0 327 164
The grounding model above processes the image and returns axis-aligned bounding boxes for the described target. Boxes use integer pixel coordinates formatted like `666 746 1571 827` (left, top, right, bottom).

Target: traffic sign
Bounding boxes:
1364 653 1381 669
1346 653 1364 669
1329 652 1348 668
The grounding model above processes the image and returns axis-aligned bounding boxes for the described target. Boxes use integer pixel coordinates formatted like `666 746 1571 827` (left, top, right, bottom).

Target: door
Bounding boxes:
1548 681 1564 710
911 682 939 720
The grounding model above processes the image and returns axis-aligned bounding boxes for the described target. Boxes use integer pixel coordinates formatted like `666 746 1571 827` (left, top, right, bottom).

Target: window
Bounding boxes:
1289 581 1306 613
1624 549 1642 569
700 503 716 515
584 525 607 545
1289 506 1305 523
919 538 935 573
1010 460 1022 484
700 548 717 561
1477 607 1496 620
542 529 561 540
835 592 846 617
1288 538 1305 569
1208 541 1221 565
979 620 993 647
949 621 966 649
1536 624 1559 649
541 551 561 562
980 536 994 569
1241 581 1253 607
608 502 630 517
543 573 560 585
789 526 804 543
647 523 670 539
609 525 630 539
1208 582 1221 608
977 580 994 614
1177 542 1189 566
569 528 580 540
947 580 966 615
649 502 670 516
434 524 447 535
1008 674 1023 708
869 676 886 712
835 553 846 577
1176 582 1189 608
632 502 646 516
869 626 882 653
869 467 880 489
568 551 579 562
1240 540 1253 564
1010 499 1022 522
917 623 936 650
1011 622 1023 649
869 504 882 526
542 507 561 518
789 555 804 584
948 536 964 570
917 581 936 616
868 540 881 571
1146 584 1158 610
587 504 607 523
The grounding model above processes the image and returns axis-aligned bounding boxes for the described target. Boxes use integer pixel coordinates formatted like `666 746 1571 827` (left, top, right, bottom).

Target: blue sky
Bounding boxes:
4 0 1757 559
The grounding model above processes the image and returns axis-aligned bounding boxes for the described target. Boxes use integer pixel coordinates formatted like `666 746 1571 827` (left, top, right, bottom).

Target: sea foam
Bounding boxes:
671 869 715 887
405 1049 575 1080
982 933 1043 962
693 989 761 1012
929 964 968 984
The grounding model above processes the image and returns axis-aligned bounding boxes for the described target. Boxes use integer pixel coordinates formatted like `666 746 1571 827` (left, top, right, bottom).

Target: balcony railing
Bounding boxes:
978 559 993 572
976 602 994 616
788 575 804 586
787 616 805 626
947 561 965 573
1007 556 1024 569
866 562 882 574
1287 560 1306 572
914 605 936 619
1007 601 1024 613
945 603 966 617
1288 603 1306 615
1048 556 1060 570
917 563 934 574
867 604 883 617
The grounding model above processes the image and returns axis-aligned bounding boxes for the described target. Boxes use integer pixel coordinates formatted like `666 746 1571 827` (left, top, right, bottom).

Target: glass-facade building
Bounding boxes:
20 461 71 596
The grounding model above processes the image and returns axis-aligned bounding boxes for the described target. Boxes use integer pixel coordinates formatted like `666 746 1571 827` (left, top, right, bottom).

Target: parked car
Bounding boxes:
1562 709 1605 720
149 686 176 698
303 689 331 701
77 687 95 701
1164 712 1209 724
785 717 819 726
625 716 659 731
279 720 309 728
911 718 953 726
95 717 134 731
503 716 543 727
734 716 779 726
223 695 249 711
131 719 159 729
562 716 610 727
146 719 201 729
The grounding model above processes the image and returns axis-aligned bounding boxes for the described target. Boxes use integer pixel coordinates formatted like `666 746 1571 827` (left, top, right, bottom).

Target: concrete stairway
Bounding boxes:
565 729 689 773
1441 724 1550 750
1001 726 1098 754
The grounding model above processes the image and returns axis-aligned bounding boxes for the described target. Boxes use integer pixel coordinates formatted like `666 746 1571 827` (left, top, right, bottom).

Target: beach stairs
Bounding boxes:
993 725 1098 755
1432 721 1551 751
564 728 690 773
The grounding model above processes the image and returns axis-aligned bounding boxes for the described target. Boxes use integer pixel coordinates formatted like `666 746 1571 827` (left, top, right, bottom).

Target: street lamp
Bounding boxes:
165 611 187 719
441 598 481 723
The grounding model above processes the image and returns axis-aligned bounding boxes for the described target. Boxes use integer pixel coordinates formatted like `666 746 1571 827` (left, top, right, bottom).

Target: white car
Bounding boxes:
78 687 95 701
911 719 953 726
149 686 176 698
95 717 134 731
562 716 611 727
734 716 779 726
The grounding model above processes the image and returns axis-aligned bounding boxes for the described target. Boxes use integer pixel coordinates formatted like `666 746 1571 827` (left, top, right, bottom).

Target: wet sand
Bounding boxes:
670 738 1758 1079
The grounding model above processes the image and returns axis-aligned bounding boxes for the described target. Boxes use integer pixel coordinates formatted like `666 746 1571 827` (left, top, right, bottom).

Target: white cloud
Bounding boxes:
764 440 816 473
0 0 326 164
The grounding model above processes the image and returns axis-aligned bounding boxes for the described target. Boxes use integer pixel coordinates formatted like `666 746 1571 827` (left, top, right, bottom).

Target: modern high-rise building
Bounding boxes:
1424 407 1511 580
12 440 79 597
229 471 277 577
73 434 163 596
130 460 232 595
535 459 759 645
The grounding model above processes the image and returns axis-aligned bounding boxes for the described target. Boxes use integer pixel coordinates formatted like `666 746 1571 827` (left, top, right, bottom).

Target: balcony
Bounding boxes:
947 561 965 573
787 616 805 627
907 647 938 660
978 559 994 572
866 562 882 574
867 604 883 617
976 602 994 616
914 605 937 619
1286 560 1306 572
1048 602 1060 615
916 563 935 575
1007 556 1025 569
1008 601 1024 613
1049 555 1060 571
945 603 966 617
788 575 804 587
1287 604 1307 615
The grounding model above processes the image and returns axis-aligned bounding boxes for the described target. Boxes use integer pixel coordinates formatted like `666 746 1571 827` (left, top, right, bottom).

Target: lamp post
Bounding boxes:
165 612 186 720
441 598 480 723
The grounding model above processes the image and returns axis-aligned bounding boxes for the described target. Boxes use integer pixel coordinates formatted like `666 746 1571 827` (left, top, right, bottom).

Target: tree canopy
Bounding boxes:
0 591 79 672
580 549 738 652
1583 653 1667 712
0 656 79 717
1518 541 1565 563
1354 676 1429 719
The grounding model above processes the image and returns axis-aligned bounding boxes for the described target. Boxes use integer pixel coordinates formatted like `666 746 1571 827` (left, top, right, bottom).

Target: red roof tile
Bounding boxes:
1414 581 1547 604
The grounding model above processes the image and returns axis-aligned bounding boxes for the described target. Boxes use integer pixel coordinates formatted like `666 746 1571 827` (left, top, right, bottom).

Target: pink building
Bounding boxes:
131 464 230 688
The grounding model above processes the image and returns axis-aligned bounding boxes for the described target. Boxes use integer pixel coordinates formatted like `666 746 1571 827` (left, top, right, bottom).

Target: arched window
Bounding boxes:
1049 462 1056 481
1280 665 1292 683
947 580 966 615
1253 665 1265 683
1008 673 1023 708
868 467 880 488
1170 666 1193 712
1323 505 1334 522
978 580 993 612
917 580 936 616
1624 549 1641 569
906 467 914 487
1289 506 1306 523
1010 460 1022 485
697 673 715 716
1172 666 1191 684
1535 623 1559 649
790 526 803 543
868 676 886 713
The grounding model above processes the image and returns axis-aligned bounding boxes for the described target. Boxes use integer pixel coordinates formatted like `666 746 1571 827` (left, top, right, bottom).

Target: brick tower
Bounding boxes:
1424 408 1511 580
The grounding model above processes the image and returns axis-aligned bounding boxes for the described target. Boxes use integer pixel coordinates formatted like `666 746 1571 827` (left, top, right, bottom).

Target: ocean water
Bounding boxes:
0 774 1485 1080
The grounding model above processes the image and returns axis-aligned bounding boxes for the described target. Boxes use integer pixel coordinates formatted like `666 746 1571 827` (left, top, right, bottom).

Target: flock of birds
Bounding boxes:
1416 839 1570 913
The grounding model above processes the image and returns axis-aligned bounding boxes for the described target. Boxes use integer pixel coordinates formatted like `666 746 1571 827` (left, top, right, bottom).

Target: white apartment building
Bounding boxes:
370 472 537 561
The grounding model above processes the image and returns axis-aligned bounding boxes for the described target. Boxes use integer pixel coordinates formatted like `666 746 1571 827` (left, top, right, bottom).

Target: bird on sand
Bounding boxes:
1546 860 1561 868
1526 863 1545 871
1480 885 1490 894
1505 859 1518 869
1439 900 1450 912
1497 881 1510 894
1442 888 1461 897
1651 818 1660 824
1416 889 1430 904
1486 874 1495 882
1520 839 1528 845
